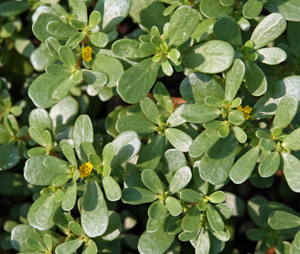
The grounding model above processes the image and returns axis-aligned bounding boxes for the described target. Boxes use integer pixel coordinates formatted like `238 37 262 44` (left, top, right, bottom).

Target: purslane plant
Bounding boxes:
1 0 300 253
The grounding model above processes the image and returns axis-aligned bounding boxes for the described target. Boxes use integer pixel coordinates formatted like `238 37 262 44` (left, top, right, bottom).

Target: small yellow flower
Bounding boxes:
82 46 92 62
237 105 252 120
79 162 93 178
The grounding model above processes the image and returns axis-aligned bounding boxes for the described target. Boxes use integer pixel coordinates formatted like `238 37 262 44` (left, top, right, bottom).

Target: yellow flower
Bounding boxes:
237 105 252 120
79 162 93 177
82 46 92 62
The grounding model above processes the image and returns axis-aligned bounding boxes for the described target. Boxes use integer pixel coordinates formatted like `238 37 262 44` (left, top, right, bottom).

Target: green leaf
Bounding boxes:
258 152 280 177
180 73 224 104
252 76 300 120
46 64 70 76
153 82 173 112
82 239 97 254
207 204 224 232
53 175 71 187
73 115 94 161
141 169 164 195
36 194 55 225
216 203 233 219
102 211 122 241
182 40 235 74
230 147 260 184
192 19 216 43
116 115 156 136
82 69 108 87
43 156 69 174
243 0 263 19
137 134 165 170
259 138 276 151
272 95 298 129
0 144 20 171
213 15 242 47
102 143 115 165
195 229 211 254
28 73 68 108
212 228 230 242
264 0 300 21
294 230 300 249
50 71 72 101
70 0 87 23
29 126 46 146
102 176 121 201
148 200 165 220
162 149 187 179
165 197 182 216
92 53 123 88
55 238 83 254
166 105 187 127
111 131 141 167
180 190 202 205
209 191 226 204
117 59 160 103
182 206 201 232
68 221 85 237
246 228 268 241
138 226 175 254
122 187 158 205
90 32 109 48
282 153 300 193
169 166 192 193
67 32 86 49
62 180 77 211
47 21 77 38
11 225 37 252
283 128 300 150
218 125 230 138
257 47 287 65
58 46 76 69
180 104 220 124
200 133 237 185
13 36 35 58
0 125 10 144
50 96 79 133
28 195 61 230
112 39 151 59
33 13 61 43
250 13 286 49
95 0 131 32
200 0 233 19
89 11 102 28
25 156 63 186
245 61 267 96
269 210 300 230
82 180 109 237
45 37 61 59
189 130 220 158
232 126 247 144
225 59 245 101
25 237 44 252
0 1 30 17
228 110 245 125
167 6 199 46
60 140 77 166
0 21 15 38
204 97 222 107
165 128 192 152
147 214 166 233
161 58 173 76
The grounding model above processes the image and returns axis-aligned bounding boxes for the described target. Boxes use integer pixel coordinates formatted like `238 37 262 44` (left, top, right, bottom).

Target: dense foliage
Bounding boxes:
1 0 300 253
